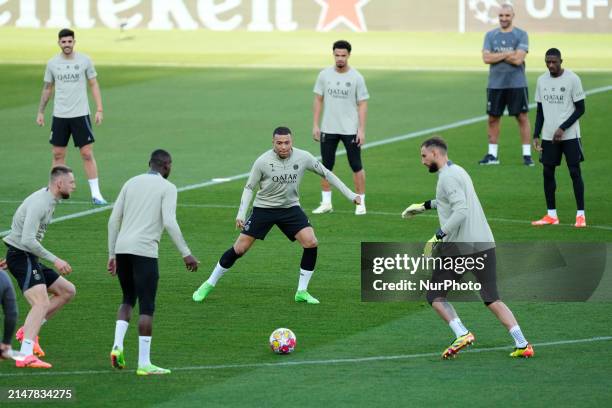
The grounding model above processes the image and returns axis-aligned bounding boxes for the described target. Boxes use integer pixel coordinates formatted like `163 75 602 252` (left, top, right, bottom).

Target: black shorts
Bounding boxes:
426 248 500 304
320 133 363 173
486 88 529 117
4 244 60 292
50 115 95 148
116 254 159 316
540 138 585 166
242 206 311 241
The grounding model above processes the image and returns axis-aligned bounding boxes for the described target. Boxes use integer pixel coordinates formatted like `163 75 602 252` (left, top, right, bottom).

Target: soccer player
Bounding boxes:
3 166 77 368
531 48 586 228
36 28 107 204
479 4 533 166
403 137 533 359
193 126 360 304
107 149 199 376
312 40 369 215
0 258 23 362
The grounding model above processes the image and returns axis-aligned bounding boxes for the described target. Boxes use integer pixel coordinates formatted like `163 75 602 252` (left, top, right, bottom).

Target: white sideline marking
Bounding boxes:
1 85 611 237
0 336 610 377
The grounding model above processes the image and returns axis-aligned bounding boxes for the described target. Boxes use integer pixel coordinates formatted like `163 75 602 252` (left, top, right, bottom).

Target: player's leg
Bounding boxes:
72 115 106 204
111 254 136 369
341 134 366 215
0 271 19 360
510 88 533 165
18 285 52 367
45 274 75 320
50 116 70 167
564 139 586 227
293 226 320 304
132 256 168 375
480 88 503 165
533 140 562 225
313 133 340 213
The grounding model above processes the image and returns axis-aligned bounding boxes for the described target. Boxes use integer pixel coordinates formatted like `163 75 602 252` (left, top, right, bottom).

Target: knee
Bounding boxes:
62 283 76 301
232 244 248 257
80 150 93 162
488 116 499 126
52 150 65 162
34 297 51 313
302 237 318 249
568 165 582 179
348 158 363 173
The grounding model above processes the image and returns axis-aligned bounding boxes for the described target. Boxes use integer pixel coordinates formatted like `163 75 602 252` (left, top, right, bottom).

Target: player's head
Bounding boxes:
545 48 563 76
333 40 351 69
58 28 75 56
420 136 448 173
272 126 293 159
149 149 172 179
50 166 75 199
498 4 514 29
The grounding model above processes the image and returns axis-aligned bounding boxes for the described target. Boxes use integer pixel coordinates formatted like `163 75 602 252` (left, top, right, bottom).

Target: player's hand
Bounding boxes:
36 112 45 127
423 234 442 257
0 258 6 269
54 258 72 275
402 203 426 219
107 257 116 276
183 255 199 272
312 125 321 142
533 138 542 152
236 219 245 229
356 129 365 147
353 195 361 205
553 128 564 143
95 111 103 125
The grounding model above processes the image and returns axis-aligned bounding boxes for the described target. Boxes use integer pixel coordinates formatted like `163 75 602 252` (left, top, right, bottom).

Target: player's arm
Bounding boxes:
313 94 324 141
36 82 54 126
307 155 359 204
482 49 510 65
161 185 196 270
236 161 262 228
504 49 527 66
107 186 126 275
439 177 468 236
533 102 544 151
357 99 368 147
88 78 103 125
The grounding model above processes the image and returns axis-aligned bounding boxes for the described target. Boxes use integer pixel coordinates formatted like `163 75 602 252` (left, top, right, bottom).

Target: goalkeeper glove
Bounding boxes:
423 229 446 257
402 200 431 218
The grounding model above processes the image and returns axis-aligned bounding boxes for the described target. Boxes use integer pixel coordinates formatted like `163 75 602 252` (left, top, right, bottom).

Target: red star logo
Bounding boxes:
314 0 370 32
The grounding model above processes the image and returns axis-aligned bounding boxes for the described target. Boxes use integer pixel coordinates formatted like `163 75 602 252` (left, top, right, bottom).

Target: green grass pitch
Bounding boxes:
0 29 611 407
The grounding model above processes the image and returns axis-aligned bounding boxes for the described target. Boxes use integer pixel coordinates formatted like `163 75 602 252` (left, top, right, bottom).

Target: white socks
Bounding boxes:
113 320 129 350
358 194 365 207
547 209 558 218
21 339 34 356
577 210 585 216
321 191 332 205
509 325 528 348
207 263 228 286
449 318 469 338
88 178 103 199
298 269 314 291
522 144 531 156
488 144 498 158
138 336 152 367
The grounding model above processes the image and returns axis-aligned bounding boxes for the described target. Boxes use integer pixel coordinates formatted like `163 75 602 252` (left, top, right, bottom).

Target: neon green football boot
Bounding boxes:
192 282 214 302
442 332 475 359
510 344 535 358
110 346 126 369
136 364 171 376
294 290 320 304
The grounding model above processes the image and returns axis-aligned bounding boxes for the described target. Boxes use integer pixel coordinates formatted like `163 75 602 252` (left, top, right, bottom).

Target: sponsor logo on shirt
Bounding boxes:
272 173 298 184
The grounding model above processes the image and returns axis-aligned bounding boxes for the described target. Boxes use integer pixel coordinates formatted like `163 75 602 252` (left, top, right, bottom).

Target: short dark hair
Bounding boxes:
150 149 171 166
50 165 73 180
333 40 352 53
58 28 74 39
545 48 562 59
272 126 292 138
421 136 448 153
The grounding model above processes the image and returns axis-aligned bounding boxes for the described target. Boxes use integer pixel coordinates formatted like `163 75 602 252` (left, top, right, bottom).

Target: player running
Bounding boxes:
403 137 533 359
193 126 360 304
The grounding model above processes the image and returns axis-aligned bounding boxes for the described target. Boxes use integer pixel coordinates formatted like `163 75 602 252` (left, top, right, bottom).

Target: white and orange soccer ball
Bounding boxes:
269 328 296 354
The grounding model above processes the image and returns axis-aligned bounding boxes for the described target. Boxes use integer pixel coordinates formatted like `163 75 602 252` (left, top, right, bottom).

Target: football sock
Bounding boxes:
113 320 129 350
300 247 317 271
543 164 556 210
88 178 102 199
547 209 558 218
568 164 584 211
298 269 314 291
21 339 34 356
488 144 498 157
358 194 365 206
207 263 228 286
509 325 528 348
219 247 241 269
138 336 152 367
322 191 332 204
577 210 585 217
449 318 469 338
522 144 531 156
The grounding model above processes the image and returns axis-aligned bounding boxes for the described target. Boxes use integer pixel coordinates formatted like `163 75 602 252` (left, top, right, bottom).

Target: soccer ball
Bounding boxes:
269 328 296 354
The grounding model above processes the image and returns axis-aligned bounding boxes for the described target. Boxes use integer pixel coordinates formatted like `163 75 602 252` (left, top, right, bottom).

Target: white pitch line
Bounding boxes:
0 336 610 378
1 85 611 238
